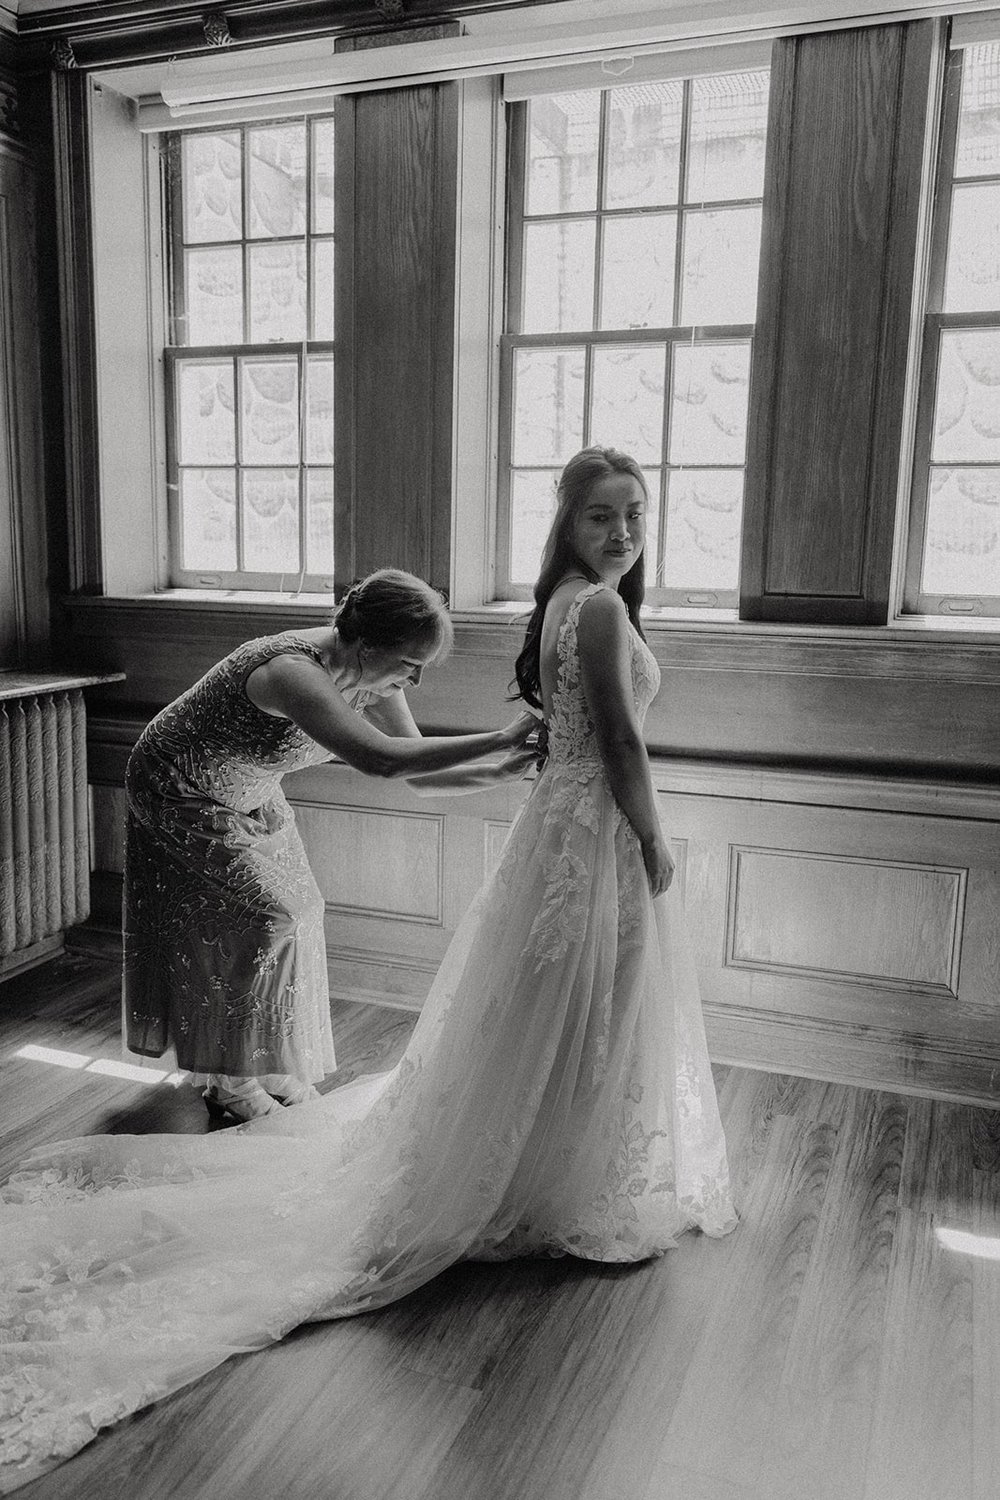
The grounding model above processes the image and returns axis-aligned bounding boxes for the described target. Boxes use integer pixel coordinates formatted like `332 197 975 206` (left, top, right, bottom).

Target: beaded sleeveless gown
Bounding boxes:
123 631 345 1082
0 584 735 1492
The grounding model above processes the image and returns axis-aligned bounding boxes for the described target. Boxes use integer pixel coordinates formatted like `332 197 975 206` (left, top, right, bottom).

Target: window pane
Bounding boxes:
933 330 1000 463
680 206 762 325
181 132 241 244
176 360 235 465
955 43 1000 180
669 341 751 465
240 358 299 465
521 220 596 332
184 247 244 344
179 468 236 570
312 239 335 339
509 468 559 583
512 347 586 465
604 82 682 209
687 71 769 202
306 357 334 464
590 345 665 463
661 469 744 590
943 183 1000 313
922 466 1000 595
525 93 600 215
248 242 308 342
306 468 335 574
312 118 336 232
600 213 676 330
248 123 307 239
242 469 301 572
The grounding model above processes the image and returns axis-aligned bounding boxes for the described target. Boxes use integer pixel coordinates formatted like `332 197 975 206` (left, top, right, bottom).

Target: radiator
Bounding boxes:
0 679 92 977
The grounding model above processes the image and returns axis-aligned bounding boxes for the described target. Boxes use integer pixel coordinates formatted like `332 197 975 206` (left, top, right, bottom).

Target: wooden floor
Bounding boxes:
2 946 999 1500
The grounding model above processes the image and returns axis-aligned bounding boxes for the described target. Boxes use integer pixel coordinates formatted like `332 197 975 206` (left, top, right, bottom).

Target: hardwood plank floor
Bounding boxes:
2 949 998 1500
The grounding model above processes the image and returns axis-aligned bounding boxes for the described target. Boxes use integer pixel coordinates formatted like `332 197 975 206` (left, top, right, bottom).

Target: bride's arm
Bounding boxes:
576 590 674 896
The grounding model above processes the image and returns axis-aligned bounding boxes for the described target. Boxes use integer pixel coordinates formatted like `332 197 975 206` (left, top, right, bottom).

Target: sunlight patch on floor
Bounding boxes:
936 1225 1000 1260
13 1043 190 1087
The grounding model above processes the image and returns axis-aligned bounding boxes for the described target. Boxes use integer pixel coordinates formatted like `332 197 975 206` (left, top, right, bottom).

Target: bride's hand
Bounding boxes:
641 834 674 898
500 709 540 748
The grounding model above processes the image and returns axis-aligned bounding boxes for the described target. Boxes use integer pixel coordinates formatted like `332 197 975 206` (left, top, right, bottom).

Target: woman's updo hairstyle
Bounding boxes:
334 569 453 660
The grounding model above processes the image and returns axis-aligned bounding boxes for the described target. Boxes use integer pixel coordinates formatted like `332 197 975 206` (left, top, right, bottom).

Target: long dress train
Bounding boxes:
0 583 736 1492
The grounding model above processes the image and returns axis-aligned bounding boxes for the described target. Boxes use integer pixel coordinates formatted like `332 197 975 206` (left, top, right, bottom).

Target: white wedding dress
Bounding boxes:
0 582 736 1492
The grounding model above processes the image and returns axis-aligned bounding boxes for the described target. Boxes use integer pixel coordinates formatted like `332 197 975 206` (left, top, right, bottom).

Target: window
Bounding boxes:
906 39 1000 618
165 119 337 590
497 68 770 605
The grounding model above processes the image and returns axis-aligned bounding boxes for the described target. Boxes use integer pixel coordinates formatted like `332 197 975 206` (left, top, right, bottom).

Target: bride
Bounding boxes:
0 445 736 1493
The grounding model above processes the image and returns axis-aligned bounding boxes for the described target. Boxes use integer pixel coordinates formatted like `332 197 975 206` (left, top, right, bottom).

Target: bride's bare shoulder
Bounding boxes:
542 575 599 630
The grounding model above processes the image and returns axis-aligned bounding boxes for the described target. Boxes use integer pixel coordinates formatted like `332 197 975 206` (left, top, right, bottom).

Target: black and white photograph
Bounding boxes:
0 0 998 1496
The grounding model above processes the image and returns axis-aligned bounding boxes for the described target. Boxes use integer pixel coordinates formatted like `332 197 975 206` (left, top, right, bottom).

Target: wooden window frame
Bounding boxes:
496 78 767 608
163 120 340 593
903 43 1000 620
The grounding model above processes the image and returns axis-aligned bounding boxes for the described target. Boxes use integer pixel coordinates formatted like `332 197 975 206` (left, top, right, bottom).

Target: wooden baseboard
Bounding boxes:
0 933 65 981
704 1001 1000 1109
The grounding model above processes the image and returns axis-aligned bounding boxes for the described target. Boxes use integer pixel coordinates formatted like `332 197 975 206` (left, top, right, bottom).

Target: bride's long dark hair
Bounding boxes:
512 446 649 710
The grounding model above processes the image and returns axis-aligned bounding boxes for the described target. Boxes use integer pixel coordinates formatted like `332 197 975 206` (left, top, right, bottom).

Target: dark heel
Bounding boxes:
203 1093 232 1123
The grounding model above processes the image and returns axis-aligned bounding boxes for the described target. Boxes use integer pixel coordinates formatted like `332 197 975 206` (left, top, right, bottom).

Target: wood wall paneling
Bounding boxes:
726 846 965 995
741 21 936 624
87 748 1000 1104
62 598 1000 779
293 800 445 922
0 139 49 666
335 25 459 594
483 819 511 883
49 66 102 595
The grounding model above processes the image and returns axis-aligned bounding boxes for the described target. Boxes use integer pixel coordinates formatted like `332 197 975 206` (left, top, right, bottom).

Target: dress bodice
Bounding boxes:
130 633 340 812
545 583 660 772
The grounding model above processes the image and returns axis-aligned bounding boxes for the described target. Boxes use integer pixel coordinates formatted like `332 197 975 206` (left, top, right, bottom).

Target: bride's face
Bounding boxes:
570 472 647 583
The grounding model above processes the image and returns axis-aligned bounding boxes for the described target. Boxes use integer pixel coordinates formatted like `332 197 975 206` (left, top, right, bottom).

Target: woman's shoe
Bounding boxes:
261 1073 320 1107
203 1079 282 1125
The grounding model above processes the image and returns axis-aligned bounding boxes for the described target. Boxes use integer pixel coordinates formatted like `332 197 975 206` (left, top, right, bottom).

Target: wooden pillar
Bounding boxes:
0 37 50 668
740 21 938 624
334 26 460 596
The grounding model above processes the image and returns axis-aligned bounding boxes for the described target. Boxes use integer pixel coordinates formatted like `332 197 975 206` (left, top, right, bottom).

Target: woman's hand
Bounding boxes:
491 745 539 781
500 709 541 748
641 834 675 898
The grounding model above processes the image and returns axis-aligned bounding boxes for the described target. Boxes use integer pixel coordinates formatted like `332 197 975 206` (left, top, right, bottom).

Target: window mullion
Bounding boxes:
926 48 965 315
234 354 245 573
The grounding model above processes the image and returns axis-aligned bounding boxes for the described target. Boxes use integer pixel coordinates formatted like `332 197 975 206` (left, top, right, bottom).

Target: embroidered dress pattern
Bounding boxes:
123 633 341 1083
0 584 735 1492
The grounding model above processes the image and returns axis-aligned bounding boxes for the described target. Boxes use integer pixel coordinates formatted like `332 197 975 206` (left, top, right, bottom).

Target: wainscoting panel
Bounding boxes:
726 846 965 996
293 801 444 924
85 732 1000 1104
483 820 512 883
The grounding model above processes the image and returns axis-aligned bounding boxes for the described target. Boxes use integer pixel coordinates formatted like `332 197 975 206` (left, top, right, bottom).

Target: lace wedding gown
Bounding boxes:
0 583 735 1492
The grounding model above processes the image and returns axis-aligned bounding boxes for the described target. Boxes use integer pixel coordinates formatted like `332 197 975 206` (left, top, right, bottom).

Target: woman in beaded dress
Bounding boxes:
0 450 735 1492
123 569 537 1125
